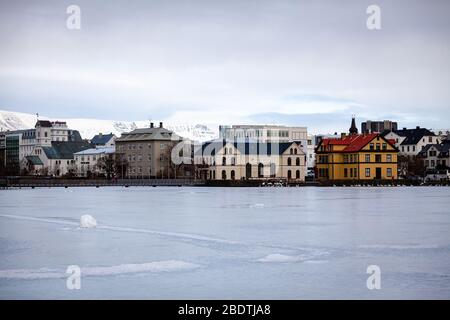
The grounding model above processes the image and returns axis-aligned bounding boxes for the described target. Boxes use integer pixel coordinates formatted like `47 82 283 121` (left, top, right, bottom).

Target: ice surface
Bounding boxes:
0 261 199 280
80 215 97 228
1 186 450 299
257 254 302 263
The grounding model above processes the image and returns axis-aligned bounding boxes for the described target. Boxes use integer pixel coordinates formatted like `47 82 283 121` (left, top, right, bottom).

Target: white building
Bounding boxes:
195 140 307 181
32 141 93 176
382 126 440 156
74 147 115 177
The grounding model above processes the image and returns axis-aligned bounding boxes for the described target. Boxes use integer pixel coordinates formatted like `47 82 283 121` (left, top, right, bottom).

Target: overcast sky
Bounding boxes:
0 0 449 134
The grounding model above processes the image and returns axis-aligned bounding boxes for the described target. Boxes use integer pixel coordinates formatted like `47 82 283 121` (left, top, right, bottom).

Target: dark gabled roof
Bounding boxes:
35 120 52 128
91 133 114 145
393 127 435 145
198 140 301 156
42 141 93 159
25 155 43 165
418 141 450 157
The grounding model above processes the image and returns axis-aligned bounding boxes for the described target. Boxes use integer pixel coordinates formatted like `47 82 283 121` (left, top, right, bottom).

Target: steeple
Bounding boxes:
349 115 358 135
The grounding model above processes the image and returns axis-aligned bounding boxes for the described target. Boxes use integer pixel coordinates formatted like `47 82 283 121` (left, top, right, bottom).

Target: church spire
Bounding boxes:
349 115 358 135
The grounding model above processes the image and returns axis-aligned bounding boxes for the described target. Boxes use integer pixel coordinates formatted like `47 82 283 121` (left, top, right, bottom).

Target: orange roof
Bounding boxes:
320 133 395 152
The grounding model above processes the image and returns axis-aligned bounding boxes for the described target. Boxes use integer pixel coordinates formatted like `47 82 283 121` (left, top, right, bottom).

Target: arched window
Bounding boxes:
287 170 292 179
296 170 300 179
287 157 292 166
294 148 297 154
296 157 300 166
258 163 264 178
222 157 226 166
222 170 227 180
231 170 235 180
246 163 252 179
270 163 276 177
290 148 293 154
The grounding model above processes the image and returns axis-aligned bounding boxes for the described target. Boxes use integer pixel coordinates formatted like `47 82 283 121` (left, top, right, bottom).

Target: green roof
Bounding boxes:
42 141 93 159
25 155 43 165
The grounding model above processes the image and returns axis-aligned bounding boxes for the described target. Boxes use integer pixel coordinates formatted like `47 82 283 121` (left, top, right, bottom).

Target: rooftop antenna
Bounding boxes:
36 113 39 121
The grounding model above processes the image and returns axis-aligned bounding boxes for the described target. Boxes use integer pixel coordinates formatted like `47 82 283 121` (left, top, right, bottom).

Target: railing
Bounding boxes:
1 177 205 188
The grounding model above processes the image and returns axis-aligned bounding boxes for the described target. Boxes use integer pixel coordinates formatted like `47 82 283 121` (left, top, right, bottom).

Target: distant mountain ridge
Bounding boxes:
0 110 218 142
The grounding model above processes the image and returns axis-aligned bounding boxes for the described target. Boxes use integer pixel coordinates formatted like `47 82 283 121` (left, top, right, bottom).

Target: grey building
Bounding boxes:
362 120 398 134
115 122 188 178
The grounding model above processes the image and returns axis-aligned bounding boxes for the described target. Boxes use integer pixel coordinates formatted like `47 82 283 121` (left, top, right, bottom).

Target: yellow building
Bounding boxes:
315 133 398 181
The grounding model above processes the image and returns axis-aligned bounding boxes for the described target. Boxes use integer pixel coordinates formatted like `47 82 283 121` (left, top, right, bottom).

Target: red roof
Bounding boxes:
320 133 394 152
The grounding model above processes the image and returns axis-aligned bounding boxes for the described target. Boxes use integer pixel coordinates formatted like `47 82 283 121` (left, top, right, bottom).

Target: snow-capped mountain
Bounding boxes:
0 110 218 142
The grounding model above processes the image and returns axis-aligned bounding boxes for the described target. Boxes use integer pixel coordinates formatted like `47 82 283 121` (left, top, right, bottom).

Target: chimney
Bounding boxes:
341 132 347 139
159 122 163 128
403 127 407 130
416 126 420 129
150 122 154 128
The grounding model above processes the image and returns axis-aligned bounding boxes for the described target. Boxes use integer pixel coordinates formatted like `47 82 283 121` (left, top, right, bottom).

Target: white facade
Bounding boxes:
74 147 115 177
195 141 307 181
32 146 76 176
384 130 441 156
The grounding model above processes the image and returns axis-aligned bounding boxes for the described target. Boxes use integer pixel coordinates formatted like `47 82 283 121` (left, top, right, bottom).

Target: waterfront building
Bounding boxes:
31 141 93 176
418 139 450 171
115 122 189 178
1 120 82 174
74 147 115 177
219 124 309 171
315 119 398 181
382 126 440 156
195 140 307 181
361 120 398 134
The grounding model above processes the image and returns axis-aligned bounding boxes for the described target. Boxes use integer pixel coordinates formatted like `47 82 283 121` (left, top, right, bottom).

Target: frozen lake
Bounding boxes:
1 186 450 299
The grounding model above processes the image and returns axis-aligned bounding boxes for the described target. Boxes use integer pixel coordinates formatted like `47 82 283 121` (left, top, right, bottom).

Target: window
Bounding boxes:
344 168 348 178
350 168 353 178
412 146 415 152
386 154 392 162
387 168 392 177
294 149 298 155
296 158 300 166
382 143 387 150
222 157 226 166
258 163 264 178
287 157 292 166
365 154 370 162
365 168 371 177
375 154 382 163
222 170 227 180
370 143 374 150
429 136 432 143
376 144 380 150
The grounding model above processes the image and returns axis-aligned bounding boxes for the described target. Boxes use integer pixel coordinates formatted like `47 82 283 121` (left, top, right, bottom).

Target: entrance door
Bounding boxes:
376 167 382 179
